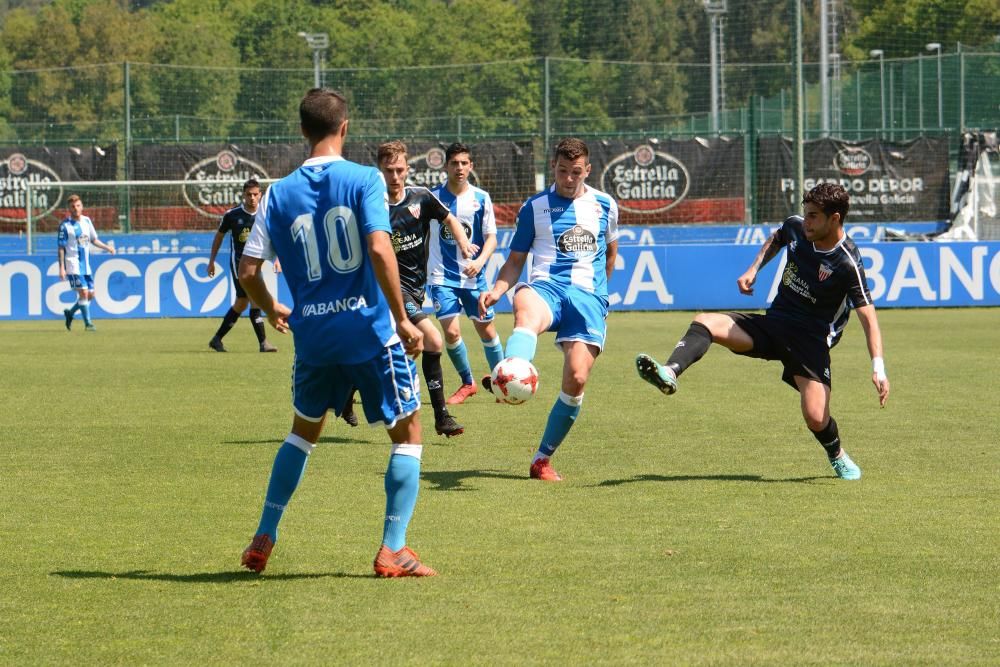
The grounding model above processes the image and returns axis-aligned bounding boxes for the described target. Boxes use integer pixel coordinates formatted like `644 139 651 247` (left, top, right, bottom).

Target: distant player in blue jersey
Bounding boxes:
479 138 619 482
206 178 278 353
237 88 436 577
58 194 116 331
635 182 890 480
428 142 504 405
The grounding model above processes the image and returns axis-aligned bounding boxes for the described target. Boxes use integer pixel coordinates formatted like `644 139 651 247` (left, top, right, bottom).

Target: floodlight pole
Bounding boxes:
926 43 942 128
298 32 329 88
704 0 727 134
870 49 886 133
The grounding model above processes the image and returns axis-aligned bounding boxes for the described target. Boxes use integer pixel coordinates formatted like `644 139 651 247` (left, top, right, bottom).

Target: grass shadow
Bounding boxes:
222 435 362 446
595 473 831 487
51 569 366 583
421 469 525 491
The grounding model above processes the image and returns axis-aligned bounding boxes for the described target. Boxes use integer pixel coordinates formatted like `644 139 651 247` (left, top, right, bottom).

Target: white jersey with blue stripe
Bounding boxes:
243 155 397 366
510 184 619 298
57 216 99 275
427 184 496 290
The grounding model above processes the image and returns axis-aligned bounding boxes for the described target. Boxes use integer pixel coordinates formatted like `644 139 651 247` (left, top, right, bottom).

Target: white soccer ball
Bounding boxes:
490 357 539 405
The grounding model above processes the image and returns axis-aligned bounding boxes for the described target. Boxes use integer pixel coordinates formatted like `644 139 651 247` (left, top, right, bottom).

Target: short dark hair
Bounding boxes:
803 182 850 222
377 140 408 166
445 142 471 162
242 178 260 193
553 137 589 163
299 88 349 145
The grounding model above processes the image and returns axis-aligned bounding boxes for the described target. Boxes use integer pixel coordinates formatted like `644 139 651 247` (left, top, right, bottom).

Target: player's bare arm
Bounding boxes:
237 255 291 333
368 230 423 358
479 249 528 316
92 238 116 255
606 239 618 281
207 231 226 277
855 304 890 408
443 213 476 261
738 230 783 294
58 246 66 280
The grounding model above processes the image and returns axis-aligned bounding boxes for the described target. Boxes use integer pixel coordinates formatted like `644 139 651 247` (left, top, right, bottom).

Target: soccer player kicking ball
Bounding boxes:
479 138 619 482
635 182 890 480
237 88 435 577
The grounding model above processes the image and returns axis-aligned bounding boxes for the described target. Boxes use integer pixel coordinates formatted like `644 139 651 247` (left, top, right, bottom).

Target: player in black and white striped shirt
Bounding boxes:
636 182 890 480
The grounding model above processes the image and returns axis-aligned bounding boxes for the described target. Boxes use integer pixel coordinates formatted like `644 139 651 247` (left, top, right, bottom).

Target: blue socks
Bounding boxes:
538 392 583 458
505 327 538 362
68 302 81 316
78 299 92 325
382 444 423 551
446 339 474 386
483 335 504 370
255 436 312 542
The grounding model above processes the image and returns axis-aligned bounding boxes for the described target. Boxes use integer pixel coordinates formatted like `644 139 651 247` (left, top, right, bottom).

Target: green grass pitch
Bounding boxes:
1 310 997 665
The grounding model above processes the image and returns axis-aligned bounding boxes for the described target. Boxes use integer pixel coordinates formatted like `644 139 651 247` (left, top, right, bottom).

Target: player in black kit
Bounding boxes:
207 178 277 353
635 183 890 480
341 140 475 436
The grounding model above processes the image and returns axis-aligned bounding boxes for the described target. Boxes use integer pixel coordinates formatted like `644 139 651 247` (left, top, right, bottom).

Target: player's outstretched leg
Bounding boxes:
375 443 436 577
811 417 861 480
634 354 677 395
241 435 313 573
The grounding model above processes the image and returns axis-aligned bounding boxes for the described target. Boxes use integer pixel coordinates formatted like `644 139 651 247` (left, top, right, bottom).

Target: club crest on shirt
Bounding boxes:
408 203 421 220
818 262 834 281
558 225 597 255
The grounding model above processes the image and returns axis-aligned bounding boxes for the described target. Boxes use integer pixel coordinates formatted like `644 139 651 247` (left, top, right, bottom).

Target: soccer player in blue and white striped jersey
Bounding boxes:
58 194 116 331
479 138 619 482
428 143 504 404
236 89 436 577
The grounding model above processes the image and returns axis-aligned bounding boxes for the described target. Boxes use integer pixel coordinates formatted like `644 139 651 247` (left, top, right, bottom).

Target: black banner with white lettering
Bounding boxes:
756 137 950 223
587 138 746 224
1 145 117 228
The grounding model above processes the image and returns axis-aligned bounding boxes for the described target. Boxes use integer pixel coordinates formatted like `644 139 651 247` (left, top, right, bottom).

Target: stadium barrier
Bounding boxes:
4 241 1000 320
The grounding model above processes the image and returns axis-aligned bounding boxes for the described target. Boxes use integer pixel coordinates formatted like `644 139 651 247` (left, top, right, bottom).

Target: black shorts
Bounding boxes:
230 254 248 299
402 288 428 325
727 312 832 390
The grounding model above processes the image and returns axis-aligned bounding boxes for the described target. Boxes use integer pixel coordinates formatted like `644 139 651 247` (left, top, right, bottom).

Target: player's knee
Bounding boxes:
803 412 828 432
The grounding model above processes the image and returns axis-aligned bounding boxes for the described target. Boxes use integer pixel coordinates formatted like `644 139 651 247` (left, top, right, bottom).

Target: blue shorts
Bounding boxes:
68 274 94 290
292 342 421 428
430 284 494 323
521 281 609 351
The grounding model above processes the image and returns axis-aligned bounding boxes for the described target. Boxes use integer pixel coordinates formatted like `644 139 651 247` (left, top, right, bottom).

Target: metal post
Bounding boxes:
544 56 550 162
794 0 804 203
918 53 924 131
124 60 132 233
926 43 942 129
856 70 861 140
888 63 894 140
870 50 885 133
26 182 33 255
820 0 829 135
958 42 965 131
704 1 727 134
